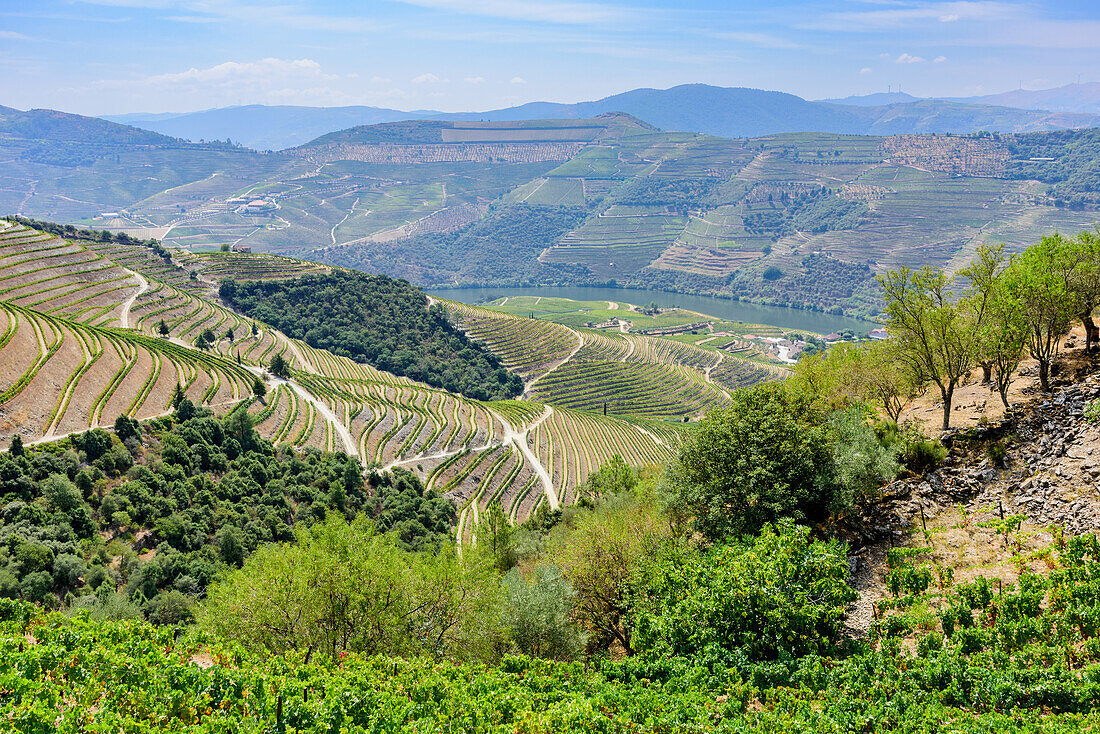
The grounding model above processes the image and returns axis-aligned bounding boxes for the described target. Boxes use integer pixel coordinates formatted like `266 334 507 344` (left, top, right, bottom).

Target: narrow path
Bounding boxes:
621 333 636 362
330 196 359 245
494 404 558 510
523 328 584 397
703 352 724 384
519 178 548 203
119 271 149 329
606 300 618 310
282 377 356 456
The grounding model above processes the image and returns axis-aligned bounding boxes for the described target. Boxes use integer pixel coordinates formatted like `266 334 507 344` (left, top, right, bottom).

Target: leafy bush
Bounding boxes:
634 523 856 662
663 383 834 540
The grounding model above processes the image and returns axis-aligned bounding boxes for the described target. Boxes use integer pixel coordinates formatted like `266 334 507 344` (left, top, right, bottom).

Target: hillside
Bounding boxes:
2 104 1098 317
0 218 772 538
3 302 1100 731
0 105 178 146
944 81 1100 115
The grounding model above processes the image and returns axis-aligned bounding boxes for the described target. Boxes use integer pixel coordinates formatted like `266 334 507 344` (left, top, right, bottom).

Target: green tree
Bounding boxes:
170 383 186 409
788 341 915 422
223 407 255 450
827 406 899 510
551 492 670 655
199 514 499 661
879 265 983 430
156 319 169 337
251 376 266 399
269 353 290 379
113 414 141 444
578 453 637 505
663 383 832 541
9 435 23 457
475 500 516 573
502 566 584 661
1064 231 1100 351
962 246 1029 407
1001 235 1079 392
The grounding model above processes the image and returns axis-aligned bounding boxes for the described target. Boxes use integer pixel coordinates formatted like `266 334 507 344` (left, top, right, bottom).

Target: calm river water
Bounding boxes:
428 286 873 335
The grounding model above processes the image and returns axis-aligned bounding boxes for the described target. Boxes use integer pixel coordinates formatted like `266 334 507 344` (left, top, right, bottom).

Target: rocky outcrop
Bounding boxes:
843 367 1100 546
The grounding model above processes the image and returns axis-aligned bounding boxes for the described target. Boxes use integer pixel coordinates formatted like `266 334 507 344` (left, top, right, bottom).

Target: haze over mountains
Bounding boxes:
100 83 1100 152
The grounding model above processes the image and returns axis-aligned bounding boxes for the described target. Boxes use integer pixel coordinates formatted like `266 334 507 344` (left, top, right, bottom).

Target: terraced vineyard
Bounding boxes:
1 220 723 539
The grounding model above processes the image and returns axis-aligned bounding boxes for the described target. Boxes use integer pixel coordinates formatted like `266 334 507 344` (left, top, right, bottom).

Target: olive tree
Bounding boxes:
879 266 985 430
960 243 1028 407
1001 235 1079 392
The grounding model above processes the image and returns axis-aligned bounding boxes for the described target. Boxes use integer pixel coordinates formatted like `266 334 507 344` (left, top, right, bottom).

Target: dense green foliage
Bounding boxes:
0 402 402 623
6 526 1100 731
634 524 855 662
616 177 719 214
1006 128 1100 207
221 271 523 400
365 468 455 552
199 514 497 661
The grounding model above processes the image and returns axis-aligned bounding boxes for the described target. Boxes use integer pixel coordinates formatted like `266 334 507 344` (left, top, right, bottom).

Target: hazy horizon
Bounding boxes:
3 0 1098 117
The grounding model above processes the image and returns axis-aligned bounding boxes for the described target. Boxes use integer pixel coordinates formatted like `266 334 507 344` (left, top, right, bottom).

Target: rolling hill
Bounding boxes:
98 84 1100 152
2 102 1099 318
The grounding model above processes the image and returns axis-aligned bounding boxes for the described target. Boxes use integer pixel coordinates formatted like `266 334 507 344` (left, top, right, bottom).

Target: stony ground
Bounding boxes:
844 338 1100 636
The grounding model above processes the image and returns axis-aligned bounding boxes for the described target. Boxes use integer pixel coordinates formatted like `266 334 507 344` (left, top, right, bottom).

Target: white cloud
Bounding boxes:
0 30 30 40
412 72 448 84
79 58 356 109
933 55 948 63
510 76 527 84
939 13 960 22
463 76 486 84
387 0 624 25
896 53 926 63
370 75 392 84
142 58 336 86
860 67 873 75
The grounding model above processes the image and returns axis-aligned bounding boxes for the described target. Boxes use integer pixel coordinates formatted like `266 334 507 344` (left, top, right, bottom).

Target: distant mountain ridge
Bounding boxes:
98 84 1100 151
102 104 442 151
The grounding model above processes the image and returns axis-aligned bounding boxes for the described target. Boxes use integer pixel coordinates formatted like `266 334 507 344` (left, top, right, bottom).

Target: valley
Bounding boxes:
0 218 793 542
3 104 1098 319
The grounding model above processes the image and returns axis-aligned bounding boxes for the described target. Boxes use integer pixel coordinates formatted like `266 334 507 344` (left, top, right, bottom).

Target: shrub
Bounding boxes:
633 523 856 662
663 383 833 540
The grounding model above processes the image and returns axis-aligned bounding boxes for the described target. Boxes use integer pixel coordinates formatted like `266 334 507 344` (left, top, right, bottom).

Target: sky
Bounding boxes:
1 0 1099 115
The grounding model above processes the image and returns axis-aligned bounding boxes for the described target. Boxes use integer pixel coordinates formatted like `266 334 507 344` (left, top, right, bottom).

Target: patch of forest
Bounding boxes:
220 271 524 400
0 400 452 624
1006 128 1100 208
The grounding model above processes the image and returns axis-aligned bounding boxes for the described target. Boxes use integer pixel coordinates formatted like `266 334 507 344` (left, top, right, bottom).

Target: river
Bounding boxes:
427 285 873 335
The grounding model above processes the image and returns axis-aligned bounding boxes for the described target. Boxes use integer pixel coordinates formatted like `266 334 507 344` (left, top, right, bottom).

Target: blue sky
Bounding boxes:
1 0 1098 115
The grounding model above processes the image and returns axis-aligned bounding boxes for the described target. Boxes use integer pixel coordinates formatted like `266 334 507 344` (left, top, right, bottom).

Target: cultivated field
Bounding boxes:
0 221 738 537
